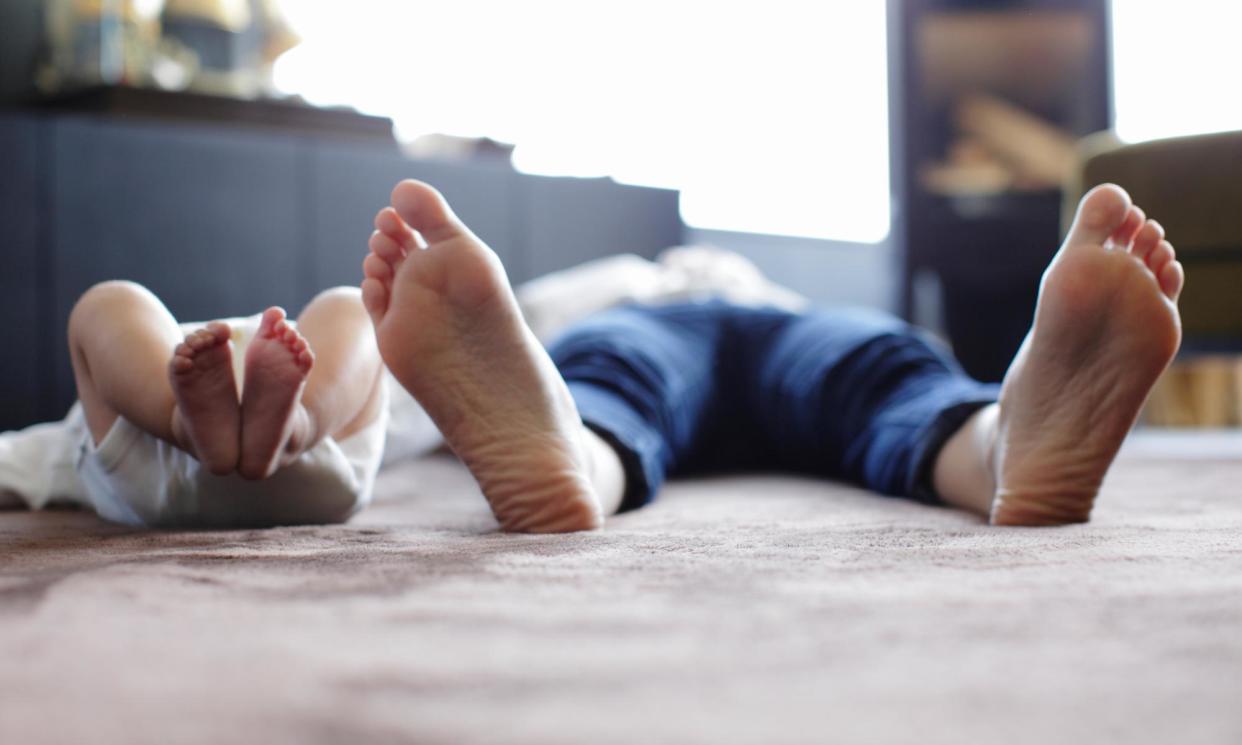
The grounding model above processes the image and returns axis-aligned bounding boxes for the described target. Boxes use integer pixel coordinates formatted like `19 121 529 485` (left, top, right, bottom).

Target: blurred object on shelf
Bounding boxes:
164 0 251 32
34 0 300 99
404 133 516 166
920 136 1013 195
920 94 1078 196
917 8 1095 114
160 0 299 97
955 93 1078 187
39 0 163 91
1146 356 1242 427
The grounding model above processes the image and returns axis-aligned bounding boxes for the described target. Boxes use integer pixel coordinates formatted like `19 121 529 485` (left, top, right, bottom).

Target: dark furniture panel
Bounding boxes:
310 145 516 297
889 0 1111 381
0 114 45 429
522 176 682 281
0 111 683 429
50 117 302 415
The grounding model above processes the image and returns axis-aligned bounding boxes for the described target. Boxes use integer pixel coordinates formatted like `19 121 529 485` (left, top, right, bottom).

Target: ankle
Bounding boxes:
582 426 626 517
169 406 195 455
280 405 318 462
932 403 1000 517
979 404 1001 496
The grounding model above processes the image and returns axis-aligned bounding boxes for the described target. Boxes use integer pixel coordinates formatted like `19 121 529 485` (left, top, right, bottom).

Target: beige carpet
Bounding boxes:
2 434 1241 745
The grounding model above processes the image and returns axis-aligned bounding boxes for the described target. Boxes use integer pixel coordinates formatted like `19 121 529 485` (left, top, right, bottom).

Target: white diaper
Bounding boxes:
73 311 387 529
74 406 386 529
1 312 386 527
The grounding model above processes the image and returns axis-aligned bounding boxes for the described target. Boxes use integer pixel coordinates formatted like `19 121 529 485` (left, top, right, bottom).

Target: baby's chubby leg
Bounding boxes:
295 288 387 445
236 287 386 479
69 282 385 481
68 280 240 473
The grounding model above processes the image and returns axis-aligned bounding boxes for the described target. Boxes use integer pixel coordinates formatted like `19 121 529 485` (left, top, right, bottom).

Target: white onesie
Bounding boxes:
0 313 387 529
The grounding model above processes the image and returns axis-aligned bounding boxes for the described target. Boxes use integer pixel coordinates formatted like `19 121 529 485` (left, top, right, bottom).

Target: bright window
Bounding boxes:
273 1 892 242
1112 0 1242 142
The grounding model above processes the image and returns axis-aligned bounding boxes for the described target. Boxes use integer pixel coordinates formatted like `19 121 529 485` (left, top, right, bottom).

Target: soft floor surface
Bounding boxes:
2 434 1241 745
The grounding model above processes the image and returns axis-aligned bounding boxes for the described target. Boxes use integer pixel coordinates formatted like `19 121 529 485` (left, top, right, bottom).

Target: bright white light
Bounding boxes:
273 1 891 242
1112 0 1242 142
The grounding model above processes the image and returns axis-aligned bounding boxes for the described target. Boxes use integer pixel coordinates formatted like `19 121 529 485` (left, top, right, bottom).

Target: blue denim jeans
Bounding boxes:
548 302 999 512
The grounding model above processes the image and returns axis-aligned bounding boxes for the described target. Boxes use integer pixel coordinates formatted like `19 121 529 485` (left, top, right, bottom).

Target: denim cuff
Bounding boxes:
569 381 667 512
903 386 999 504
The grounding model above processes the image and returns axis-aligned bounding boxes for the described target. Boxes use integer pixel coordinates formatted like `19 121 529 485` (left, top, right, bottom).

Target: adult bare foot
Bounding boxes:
991 183 1184 525
362 179 603 532
238 307 315 480
169 322 240 474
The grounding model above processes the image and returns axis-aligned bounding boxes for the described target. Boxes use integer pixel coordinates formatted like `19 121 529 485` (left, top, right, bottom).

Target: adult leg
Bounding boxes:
68 280 240 473
363 180 620 531
361 180 1180 529
736 305 999 511
939 184 1182 524
742 184 1181 525
548 304 731 512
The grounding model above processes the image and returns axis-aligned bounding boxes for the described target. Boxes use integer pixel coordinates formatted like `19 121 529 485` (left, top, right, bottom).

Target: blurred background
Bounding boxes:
1 0 1240 429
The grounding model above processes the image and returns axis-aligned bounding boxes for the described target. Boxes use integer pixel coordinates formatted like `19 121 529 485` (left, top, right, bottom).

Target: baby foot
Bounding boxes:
238 307 315 480
169 322 240 474
991 183 1183 525
362 179 602 532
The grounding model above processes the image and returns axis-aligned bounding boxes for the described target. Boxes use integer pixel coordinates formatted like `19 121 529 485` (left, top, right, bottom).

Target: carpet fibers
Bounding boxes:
2 437 1241 745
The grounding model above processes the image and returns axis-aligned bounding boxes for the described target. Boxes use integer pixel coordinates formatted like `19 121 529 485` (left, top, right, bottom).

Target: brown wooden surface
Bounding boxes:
26 85 395 141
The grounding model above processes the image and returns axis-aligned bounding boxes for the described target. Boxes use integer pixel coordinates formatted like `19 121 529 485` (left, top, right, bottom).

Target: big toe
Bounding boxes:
257 306 287 337
391 180 469 245
1065 183 1133 248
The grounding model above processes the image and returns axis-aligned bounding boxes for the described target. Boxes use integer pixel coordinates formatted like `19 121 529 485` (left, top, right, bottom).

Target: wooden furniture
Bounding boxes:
31 86 398 142
0 108 682 431
1146 356 1242 428
1074 128 1242 426
888 0 1112 381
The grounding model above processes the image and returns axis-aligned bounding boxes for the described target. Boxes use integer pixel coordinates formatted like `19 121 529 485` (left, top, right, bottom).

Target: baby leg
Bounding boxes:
237 287 385 479
68 281 240 473
294 287 386 446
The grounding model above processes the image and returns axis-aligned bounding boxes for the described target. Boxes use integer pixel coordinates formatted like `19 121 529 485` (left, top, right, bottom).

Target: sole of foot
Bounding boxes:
238 307 315 480
991 183 1183 525
169 322 240 475
363 179 602 532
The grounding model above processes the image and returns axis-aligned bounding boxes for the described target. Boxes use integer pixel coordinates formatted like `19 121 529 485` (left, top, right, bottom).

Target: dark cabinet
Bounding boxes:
0 115 44 426
0 111 682 430
310 146 519 288
48 118 305 414
888 0 1111 380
